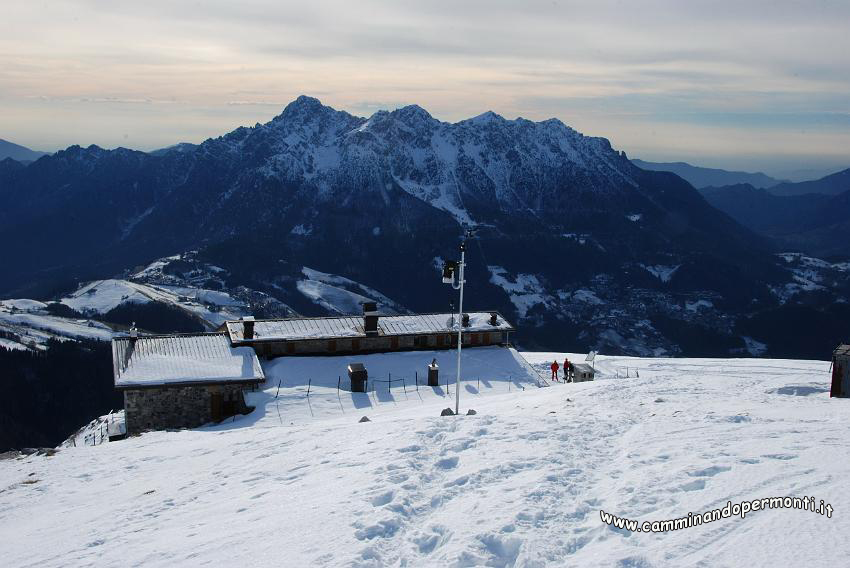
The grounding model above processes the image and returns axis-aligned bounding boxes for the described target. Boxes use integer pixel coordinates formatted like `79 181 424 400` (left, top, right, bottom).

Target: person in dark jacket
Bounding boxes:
564 358 571 382
550 360 560 382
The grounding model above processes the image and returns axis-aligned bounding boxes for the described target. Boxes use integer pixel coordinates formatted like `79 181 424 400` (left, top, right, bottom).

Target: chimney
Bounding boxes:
489 312 498 326
242 316 255 340
123 324 139 373
363 302 379 336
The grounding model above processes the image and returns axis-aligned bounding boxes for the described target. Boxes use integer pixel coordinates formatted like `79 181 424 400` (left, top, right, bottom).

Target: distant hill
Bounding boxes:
148 142 198 156
0 138 49 162
701 181 850 257
632 159 784 189
767 168 850 197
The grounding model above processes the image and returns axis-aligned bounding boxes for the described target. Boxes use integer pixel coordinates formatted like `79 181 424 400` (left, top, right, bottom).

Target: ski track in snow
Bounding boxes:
1 352 848 567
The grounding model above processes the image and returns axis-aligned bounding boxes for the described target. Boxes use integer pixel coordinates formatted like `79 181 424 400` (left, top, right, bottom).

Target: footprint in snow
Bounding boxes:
680 479 706 492
688 465 731 477
413 525 451 554
444 474 470 487
762 453 797 460
354 518 401 540
436 456 459 470
370 490 394 507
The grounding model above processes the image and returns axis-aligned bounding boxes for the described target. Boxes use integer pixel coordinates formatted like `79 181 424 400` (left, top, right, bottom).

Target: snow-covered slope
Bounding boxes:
0 299 120 350
297 267 407 315
2 351 847 567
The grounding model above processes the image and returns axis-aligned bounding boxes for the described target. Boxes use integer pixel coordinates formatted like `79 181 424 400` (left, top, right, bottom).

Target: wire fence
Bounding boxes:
284 373 529 398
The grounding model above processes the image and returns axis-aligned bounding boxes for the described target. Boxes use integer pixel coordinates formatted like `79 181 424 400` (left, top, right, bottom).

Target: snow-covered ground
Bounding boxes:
0 299 120 350
2 350 848 567
60 278 249 328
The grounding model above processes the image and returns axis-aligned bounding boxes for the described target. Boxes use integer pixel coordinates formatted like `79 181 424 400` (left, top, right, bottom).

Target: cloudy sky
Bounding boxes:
2 0 848 179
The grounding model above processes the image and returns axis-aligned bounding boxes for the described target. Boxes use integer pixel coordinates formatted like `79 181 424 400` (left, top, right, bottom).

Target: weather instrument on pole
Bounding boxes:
442 261 458 284
442 240 467 415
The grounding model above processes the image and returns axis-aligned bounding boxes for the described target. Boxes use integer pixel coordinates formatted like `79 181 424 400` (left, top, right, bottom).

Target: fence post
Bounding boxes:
337 376 341 392
402 378 407 394
416 371 418 391
307 379 312 396
276 379 282 398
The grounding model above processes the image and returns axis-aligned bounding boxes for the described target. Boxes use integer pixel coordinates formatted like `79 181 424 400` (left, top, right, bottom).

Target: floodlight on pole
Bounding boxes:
442 240 467 415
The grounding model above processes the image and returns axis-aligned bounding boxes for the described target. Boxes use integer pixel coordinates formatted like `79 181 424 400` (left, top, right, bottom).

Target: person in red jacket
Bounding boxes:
550 360 560 382
563 358 571 382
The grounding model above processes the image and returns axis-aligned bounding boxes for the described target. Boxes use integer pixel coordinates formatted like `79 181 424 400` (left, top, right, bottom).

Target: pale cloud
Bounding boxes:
0 0 848 176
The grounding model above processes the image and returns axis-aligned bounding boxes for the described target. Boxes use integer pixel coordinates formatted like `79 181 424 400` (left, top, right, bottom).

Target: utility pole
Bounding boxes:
442 237 468 415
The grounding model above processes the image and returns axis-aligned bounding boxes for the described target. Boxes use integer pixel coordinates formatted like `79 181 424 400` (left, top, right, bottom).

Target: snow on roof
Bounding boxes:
225 312 514 343
113 333 264 388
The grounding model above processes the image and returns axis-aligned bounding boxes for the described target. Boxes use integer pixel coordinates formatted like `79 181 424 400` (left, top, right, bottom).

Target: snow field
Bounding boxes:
1 352 849 567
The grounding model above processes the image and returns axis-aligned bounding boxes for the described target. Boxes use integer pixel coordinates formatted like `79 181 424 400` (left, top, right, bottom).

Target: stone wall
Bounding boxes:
124 383 252 434
255 331 509 357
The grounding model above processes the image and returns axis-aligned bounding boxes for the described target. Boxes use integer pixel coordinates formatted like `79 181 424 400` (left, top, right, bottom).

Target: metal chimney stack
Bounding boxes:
363 302 379 336
242 316 255 340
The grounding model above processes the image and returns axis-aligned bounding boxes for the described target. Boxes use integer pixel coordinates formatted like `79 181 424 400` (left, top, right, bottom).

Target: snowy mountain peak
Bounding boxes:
273 95 357 129
283 94 324 114
197 96 641 225
467 110 506 125
389 104 436 125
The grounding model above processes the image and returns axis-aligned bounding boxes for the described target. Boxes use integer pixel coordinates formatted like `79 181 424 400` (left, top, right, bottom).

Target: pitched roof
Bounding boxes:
112 332 264 388
225 312 514 343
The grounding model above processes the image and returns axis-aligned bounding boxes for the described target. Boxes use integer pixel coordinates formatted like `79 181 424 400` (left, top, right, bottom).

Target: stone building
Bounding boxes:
112 305 515 434
113 332 265 434
223 307 515 357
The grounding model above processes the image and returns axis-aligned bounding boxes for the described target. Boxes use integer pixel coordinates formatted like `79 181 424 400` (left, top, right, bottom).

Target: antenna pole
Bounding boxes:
455 242 466 415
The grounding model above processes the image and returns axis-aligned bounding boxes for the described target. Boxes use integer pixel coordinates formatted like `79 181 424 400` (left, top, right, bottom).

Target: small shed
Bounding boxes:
572 363 595 382
831 344 850 398
112 333 265 434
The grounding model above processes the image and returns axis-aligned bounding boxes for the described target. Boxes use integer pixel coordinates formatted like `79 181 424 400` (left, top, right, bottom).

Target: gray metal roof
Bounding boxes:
225 311 514 343
112 332 264 388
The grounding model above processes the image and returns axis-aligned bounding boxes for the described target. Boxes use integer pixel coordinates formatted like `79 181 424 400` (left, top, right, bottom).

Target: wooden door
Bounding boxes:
210 392 223 422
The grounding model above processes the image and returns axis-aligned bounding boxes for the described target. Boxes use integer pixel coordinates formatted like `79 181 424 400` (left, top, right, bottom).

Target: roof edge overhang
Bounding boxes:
231 326 516 345
116 377 265 390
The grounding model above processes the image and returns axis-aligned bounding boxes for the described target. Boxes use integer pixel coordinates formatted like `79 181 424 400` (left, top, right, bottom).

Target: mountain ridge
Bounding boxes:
1 95 847 359
632 158 785 189
0 138 49 163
